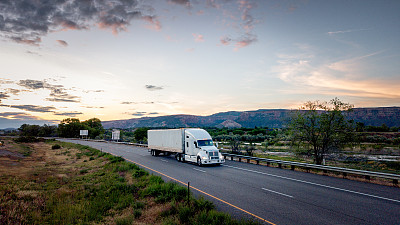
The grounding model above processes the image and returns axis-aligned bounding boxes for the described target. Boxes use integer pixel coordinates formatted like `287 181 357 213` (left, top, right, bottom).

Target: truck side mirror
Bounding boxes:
194 142 197 148
215 142 218 148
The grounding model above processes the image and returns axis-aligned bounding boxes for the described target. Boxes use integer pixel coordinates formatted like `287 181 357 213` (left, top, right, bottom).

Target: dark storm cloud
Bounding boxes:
0 0 160 45
145 85 163 91
0 104 56 113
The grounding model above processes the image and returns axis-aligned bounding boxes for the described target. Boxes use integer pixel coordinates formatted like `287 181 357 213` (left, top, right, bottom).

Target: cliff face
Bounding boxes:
347 107 400 127
102 107 400 129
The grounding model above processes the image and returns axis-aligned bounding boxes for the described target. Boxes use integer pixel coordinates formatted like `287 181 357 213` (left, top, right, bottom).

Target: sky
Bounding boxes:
0 0 399 128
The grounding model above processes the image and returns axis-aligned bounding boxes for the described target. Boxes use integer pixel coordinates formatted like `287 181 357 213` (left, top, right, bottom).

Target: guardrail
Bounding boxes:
221 153 400 185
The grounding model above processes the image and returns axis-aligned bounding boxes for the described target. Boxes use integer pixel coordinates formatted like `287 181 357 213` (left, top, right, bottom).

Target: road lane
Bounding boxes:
60 139 400 225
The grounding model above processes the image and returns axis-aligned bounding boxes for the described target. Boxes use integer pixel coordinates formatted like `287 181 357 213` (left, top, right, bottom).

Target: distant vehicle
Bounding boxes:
147 128 224 166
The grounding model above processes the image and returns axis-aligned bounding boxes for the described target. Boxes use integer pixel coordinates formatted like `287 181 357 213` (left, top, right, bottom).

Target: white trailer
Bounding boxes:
148 128 224 166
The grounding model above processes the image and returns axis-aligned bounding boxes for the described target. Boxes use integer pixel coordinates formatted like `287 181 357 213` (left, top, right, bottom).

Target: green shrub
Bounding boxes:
193 197 214 212
52 144 61 149
14 136 40 143
142 182 188 203
178 205 192 224
79 169 89 174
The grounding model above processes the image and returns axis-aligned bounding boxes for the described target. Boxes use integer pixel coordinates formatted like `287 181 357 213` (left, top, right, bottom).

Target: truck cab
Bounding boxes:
183 129 224 166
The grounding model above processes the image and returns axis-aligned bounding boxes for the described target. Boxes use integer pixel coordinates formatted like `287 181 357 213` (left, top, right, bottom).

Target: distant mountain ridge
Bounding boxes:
102 107 400 129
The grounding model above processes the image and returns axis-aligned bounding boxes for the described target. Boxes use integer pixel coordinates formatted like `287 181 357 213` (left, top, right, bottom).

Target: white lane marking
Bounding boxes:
160 159 169 163
223 165 400 203
262 188 294 198
193 168 206 173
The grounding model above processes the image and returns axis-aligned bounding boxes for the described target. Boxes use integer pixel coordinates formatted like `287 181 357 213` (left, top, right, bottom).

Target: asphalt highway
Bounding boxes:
59 139 400 225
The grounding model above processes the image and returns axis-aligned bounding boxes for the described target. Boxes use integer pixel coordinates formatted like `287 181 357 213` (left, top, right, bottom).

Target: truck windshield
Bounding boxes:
197 140 213 146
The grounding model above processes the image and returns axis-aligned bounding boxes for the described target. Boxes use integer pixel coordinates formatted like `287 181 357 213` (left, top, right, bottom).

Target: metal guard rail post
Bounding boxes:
221 153 400 185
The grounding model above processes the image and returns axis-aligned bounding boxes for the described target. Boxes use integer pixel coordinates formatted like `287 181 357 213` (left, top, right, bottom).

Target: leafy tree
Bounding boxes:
57 118 84 138
228 134 241 154
38 124 57 137
134 127 149 142
58 118 104 138
287 98 355 165
82 118 104 139
19 124 40 137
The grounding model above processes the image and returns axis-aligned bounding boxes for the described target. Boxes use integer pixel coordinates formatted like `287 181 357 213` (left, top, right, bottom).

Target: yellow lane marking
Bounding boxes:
107 152 276 225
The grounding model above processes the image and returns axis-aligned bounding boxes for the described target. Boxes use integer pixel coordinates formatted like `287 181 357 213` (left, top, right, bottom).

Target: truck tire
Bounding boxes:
197 157 202 167
151 149 158 157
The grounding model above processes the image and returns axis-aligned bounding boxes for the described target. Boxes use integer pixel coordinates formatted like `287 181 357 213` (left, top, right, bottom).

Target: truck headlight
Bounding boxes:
219 154 224 160
202 156 208 160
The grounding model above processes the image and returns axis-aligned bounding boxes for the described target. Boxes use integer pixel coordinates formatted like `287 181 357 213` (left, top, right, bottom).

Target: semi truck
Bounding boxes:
147 128 224 166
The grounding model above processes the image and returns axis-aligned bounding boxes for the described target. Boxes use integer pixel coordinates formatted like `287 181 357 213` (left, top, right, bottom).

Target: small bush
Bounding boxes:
178 206 192 224
133 170 148 178
14 136 40 143
108 155 125 163
79 169 89 174
193 197 214 212
52 144 61 150
142 182 188 203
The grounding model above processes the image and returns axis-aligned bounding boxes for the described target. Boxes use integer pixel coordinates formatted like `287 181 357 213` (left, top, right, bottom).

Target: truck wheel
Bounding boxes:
197 157 202 167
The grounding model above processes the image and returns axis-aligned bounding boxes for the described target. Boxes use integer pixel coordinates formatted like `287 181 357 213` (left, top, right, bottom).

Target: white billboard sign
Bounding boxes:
112 129 120 141
80 130 89 136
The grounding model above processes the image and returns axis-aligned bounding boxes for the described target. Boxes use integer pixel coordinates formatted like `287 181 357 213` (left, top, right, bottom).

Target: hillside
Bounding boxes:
102 107 400 129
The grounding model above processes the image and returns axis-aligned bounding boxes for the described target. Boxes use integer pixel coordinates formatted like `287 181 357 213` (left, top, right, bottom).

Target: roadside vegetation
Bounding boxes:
1 97 399 179
0 137 258 224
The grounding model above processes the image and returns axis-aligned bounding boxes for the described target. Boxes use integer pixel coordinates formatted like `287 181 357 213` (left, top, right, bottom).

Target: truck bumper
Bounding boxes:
202 159 225 165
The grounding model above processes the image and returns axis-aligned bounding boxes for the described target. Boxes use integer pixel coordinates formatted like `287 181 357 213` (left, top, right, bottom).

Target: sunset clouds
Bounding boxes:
0 0 399 128
274 47 400 101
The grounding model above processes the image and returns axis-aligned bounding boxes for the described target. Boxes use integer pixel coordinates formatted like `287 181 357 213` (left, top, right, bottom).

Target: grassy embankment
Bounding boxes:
0 138 258 224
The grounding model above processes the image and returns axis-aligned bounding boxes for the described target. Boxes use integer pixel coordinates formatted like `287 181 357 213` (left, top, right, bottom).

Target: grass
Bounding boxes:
0 138 259 224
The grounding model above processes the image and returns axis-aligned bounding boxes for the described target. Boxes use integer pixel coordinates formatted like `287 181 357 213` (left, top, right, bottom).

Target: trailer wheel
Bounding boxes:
197 157 202 167
151 150 155 156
